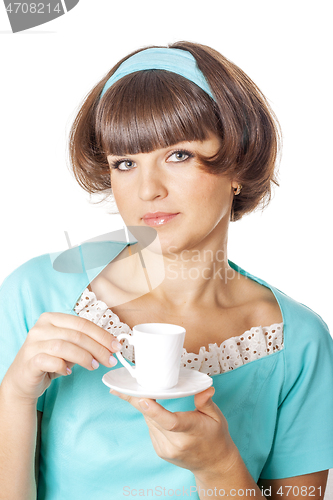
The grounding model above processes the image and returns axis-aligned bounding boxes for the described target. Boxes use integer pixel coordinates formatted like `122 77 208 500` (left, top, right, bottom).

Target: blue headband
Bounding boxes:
100 47 215 101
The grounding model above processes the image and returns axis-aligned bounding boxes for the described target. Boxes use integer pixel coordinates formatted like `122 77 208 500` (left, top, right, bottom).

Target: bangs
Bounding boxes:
95 70 220 155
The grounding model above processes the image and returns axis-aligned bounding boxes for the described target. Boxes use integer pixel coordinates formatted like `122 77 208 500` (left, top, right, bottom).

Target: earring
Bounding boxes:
233 184 242 196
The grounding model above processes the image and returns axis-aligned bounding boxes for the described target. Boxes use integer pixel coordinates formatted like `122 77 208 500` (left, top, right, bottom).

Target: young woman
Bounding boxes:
1 41 333 500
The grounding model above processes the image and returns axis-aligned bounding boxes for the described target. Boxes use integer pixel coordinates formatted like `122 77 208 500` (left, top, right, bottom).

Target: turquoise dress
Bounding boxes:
1 240 333 499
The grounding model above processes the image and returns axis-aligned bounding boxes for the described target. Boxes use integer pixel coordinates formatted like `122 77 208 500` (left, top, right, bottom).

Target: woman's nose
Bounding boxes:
137 167 168 201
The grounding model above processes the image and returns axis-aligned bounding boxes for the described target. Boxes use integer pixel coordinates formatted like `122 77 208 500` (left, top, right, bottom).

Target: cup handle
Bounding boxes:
115 333 136 379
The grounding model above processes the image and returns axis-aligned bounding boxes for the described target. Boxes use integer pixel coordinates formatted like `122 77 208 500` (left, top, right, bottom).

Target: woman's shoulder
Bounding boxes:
239 275 283 327
270 283 330 342
274 288 333 409
0 253 52 293
0 254 58 335
0 250 87 317
231 261 330 343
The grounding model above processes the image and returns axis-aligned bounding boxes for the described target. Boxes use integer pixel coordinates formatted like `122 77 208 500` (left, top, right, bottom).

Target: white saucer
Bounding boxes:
102 367 213 399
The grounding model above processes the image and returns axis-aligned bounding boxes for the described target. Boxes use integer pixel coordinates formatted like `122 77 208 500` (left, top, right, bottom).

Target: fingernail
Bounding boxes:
109 355 117 367
92 358 99 369
111 340 122 352
139 399 149 411
66 367 72 375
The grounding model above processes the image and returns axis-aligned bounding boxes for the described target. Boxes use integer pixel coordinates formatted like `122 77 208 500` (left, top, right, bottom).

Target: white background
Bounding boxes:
0 0 332 333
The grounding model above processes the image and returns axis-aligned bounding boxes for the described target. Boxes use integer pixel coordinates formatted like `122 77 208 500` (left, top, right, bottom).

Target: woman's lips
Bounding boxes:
142 212 180 226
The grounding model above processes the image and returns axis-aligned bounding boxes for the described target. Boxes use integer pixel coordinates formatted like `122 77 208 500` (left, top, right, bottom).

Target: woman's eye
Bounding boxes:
168 150 193 162
114 160 136 171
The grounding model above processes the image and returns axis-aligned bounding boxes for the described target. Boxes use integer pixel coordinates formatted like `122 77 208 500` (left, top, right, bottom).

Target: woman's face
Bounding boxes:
107 134 238 255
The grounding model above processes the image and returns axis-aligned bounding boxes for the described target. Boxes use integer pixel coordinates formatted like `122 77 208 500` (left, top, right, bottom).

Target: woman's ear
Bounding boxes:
231 181 239 191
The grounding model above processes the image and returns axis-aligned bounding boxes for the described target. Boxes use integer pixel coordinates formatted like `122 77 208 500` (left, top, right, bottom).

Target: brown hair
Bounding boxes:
69 41 281 221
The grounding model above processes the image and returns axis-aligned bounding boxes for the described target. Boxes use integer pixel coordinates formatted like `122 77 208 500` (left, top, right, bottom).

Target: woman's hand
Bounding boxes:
109 387 239 481
3 312 121 405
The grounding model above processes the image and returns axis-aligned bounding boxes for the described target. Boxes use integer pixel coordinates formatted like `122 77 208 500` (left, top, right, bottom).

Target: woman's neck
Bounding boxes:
134 237 241 313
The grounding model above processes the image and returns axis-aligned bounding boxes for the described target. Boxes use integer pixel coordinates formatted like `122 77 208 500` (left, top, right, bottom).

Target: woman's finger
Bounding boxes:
139 399 185 432
110 390 191 433
31 315 121 368
193 387 220 421
36 337 117 372
30 352 71 378
35 312 122 354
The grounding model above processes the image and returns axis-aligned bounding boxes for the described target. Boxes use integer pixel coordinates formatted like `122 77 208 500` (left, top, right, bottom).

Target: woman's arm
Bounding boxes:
196 454 328 499
110 388 330 500
0 310 122 500
194 446 263 498
257 471 328 500
0 380 38 500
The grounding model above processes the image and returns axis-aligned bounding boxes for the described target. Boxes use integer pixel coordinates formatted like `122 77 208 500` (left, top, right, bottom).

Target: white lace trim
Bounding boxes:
74 288 284 376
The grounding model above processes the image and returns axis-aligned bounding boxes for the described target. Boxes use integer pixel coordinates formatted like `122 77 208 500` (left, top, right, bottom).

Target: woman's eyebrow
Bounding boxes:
107 147 184 158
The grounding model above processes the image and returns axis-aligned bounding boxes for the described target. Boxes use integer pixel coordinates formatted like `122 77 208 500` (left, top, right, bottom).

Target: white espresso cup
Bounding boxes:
116 323 186 390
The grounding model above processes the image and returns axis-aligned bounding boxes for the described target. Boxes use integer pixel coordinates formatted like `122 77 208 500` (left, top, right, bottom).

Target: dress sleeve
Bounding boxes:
260 312 333 479
0 266 45 412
